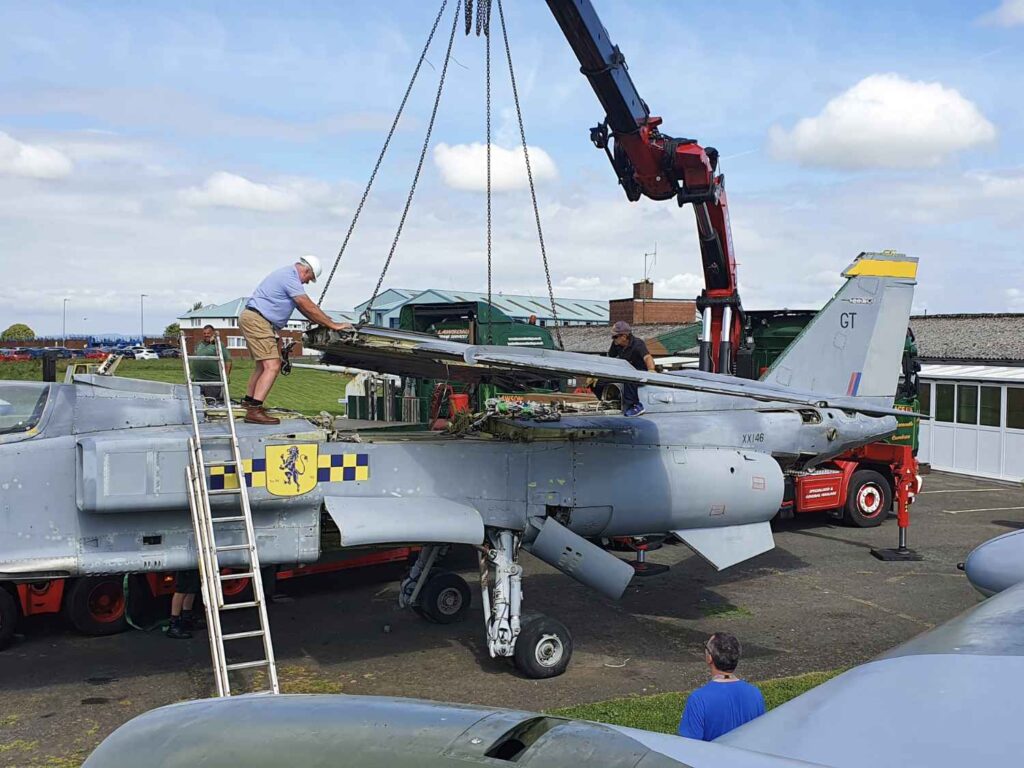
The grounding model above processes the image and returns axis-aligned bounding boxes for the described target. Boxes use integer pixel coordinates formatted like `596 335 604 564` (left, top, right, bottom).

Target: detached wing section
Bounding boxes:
307 326 909 417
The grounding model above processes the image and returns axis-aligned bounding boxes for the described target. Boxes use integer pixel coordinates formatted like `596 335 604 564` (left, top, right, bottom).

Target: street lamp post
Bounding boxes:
62 298 69 348
140 294 147 346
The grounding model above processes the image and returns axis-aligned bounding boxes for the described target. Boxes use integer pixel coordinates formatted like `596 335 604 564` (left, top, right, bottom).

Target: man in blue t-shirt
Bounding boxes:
239 255 351 424
678 632 765 741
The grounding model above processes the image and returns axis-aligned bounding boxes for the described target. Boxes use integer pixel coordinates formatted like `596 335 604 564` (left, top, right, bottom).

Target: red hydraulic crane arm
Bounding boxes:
545 0 742 372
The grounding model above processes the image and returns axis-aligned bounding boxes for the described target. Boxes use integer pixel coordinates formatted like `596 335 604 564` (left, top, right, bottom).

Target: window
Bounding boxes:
390 318 399 328
227 336 247 349
1008 387 1024 430
918 382 931 417
191 318 201 327
0 383 50 436
935 383 954 423
956 384 978 425
980 386 1001 427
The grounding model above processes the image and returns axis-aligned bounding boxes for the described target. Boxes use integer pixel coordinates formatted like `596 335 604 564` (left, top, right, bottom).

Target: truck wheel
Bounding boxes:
513 613 573 679
416 572 471 624
0 588 18 649
63 577 128 636
844 470 892 528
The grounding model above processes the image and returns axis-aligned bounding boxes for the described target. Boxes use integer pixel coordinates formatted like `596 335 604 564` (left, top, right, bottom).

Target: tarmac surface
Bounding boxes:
2 470 1023 766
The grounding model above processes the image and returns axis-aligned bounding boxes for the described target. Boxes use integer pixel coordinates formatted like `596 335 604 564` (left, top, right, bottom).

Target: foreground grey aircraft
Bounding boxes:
1 251 915 676
80 526 1024 768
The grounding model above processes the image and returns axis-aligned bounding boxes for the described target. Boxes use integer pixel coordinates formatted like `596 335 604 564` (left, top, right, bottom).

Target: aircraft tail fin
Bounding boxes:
760 251 917 407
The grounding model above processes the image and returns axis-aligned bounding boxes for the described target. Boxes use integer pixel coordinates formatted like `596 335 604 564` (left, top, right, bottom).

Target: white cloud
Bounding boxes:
433 142 557 192
179 171 304 212
769 74 996 169
978 0 1024 26
1007 288 1024 310
655 273 704 297
0 131 73 179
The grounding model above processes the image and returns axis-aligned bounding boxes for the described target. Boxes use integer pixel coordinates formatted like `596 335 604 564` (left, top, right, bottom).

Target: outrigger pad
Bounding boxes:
871 547 923 562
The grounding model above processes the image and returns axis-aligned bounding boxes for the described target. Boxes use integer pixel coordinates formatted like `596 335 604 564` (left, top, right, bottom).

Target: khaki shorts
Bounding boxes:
239 309 279 361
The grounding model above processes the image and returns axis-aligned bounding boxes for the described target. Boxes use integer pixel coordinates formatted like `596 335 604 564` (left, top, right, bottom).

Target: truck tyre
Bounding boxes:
513 613 573 679
844 470 892 528
416 572 471 624
63 576 128 636
0 588 18 649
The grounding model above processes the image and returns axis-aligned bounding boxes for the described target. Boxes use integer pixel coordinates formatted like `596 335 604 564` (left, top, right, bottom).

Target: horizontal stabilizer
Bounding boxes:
673 522 774 571
323 496 484 547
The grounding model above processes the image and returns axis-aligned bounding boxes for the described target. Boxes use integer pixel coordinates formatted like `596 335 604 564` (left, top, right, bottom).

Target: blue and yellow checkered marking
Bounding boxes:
208 453 368 489
317 452 370 483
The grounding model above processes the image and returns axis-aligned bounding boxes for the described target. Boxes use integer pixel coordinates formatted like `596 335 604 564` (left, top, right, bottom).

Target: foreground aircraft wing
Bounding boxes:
307 326 910 417
84 532 1024 768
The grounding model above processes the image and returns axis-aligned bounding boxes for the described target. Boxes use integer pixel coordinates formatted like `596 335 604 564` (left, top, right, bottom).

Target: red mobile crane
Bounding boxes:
546 0 741 374
546 0 920 556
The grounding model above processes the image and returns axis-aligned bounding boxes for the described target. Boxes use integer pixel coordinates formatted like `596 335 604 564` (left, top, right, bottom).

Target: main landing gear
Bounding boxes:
398 533 574 679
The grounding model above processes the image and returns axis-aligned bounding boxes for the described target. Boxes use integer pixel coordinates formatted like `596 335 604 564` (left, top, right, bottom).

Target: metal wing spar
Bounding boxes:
306 326 912 417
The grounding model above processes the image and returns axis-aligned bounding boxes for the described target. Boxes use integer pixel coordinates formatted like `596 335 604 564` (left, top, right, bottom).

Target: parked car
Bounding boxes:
157 347 181 358
130 347 159 360
42 347 73 359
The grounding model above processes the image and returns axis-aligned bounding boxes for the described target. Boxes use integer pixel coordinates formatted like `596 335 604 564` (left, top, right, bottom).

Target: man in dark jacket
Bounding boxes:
606 320 655 417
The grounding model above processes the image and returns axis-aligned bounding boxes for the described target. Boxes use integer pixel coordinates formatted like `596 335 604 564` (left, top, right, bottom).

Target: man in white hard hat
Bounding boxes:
239 255 351 424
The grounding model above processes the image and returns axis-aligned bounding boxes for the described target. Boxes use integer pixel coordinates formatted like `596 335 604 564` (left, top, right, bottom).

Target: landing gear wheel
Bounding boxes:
844 470 892 528
63 576 128 636
415 572 471 624
513 613 573 679
0 589 18 649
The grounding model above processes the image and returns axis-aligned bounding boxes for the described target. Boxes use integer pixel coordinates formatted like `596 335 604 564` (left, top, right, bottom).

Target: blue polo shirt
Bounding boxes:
247 265 306 329
678 679 765 741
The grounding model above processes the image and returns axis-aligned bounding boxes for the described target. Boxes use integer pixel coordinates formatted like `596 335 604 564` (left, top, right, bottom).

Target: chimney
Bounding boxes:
633 279 654 300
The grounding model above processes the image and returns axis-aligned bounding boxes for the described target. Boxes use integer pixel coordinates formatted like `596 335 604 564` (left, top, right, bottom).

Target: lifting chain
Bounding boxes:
317 0 450 306
359 1 463 325
496 0 562 348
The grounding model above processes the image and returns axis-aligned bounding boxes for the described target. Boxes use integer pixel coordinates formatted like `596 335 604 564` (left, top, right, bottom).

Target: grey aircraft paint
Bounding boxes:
2 252 916 673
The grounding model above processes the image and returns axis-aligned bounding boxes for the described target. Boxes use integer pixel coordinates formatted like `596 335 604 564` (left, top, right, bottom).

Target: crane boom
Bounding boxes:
546 0 743 373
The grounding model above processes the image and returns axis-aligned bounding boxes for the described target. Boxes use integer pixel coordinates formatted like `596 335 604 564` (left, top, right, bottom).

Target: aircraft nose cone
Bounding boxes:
963 529 1024 597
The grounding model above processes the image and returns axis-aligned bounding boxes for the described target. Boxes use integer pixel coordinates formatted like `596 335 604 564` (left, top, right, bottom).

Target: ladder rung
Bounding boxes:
188 355 223 360
211 515 247 523
223 630 266 641
216 544 252 553
221 601 259 611
226 659 270 672
209 488 242 496
204 459 238 467
202 434 235 441
220 571 255 581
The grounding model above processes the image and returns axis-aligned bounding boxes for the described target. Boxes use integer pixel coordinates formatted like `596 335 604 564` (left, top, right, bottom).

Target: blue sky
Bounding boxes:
1 0 1022 336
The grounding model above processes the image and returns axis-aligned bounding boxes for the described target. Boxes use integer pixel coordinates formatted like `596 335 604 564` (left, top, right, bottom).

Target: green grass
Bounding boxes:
549 669 844 734
0 358 350 418
698 599 753 619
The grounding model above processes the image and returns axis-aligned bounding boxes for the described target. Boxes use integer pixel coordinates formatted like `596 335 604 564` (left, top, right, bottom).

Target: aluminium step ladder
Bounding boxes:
180 333 279 696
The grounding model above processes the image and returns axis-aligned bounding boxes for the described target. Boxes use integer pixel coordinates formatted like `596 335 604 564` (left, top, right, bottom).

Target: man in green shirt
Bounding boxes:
191 324 232 403
167 324 232 639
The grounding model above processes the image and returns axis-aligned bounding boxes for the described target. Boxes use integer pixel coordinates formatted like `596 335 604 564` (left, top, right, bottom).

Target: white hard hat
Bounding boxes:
299 254 322 282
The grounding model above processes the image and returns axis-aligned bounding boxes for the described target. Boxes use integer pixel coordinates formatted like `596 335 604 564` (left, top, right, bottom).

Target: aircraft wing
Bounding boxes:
306 326 912 417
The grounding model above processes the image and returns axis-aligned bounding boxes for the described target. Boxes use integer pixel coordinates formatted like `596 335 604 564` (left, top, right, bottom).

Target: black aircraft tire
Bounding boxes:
513 613 573 679
844 470 892 528
0 588 18 649
418 572 471 625
63 576 128 636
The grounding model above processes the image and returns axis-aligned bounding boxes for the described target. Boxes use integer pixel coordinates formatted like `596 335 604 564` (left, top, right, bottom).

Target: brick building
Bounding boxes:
609 280 696 325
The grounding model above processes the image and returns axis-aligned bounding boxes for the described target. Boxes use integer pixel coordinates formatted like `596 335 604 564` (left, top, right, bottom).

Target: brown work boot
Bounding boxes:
244 406 280 425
